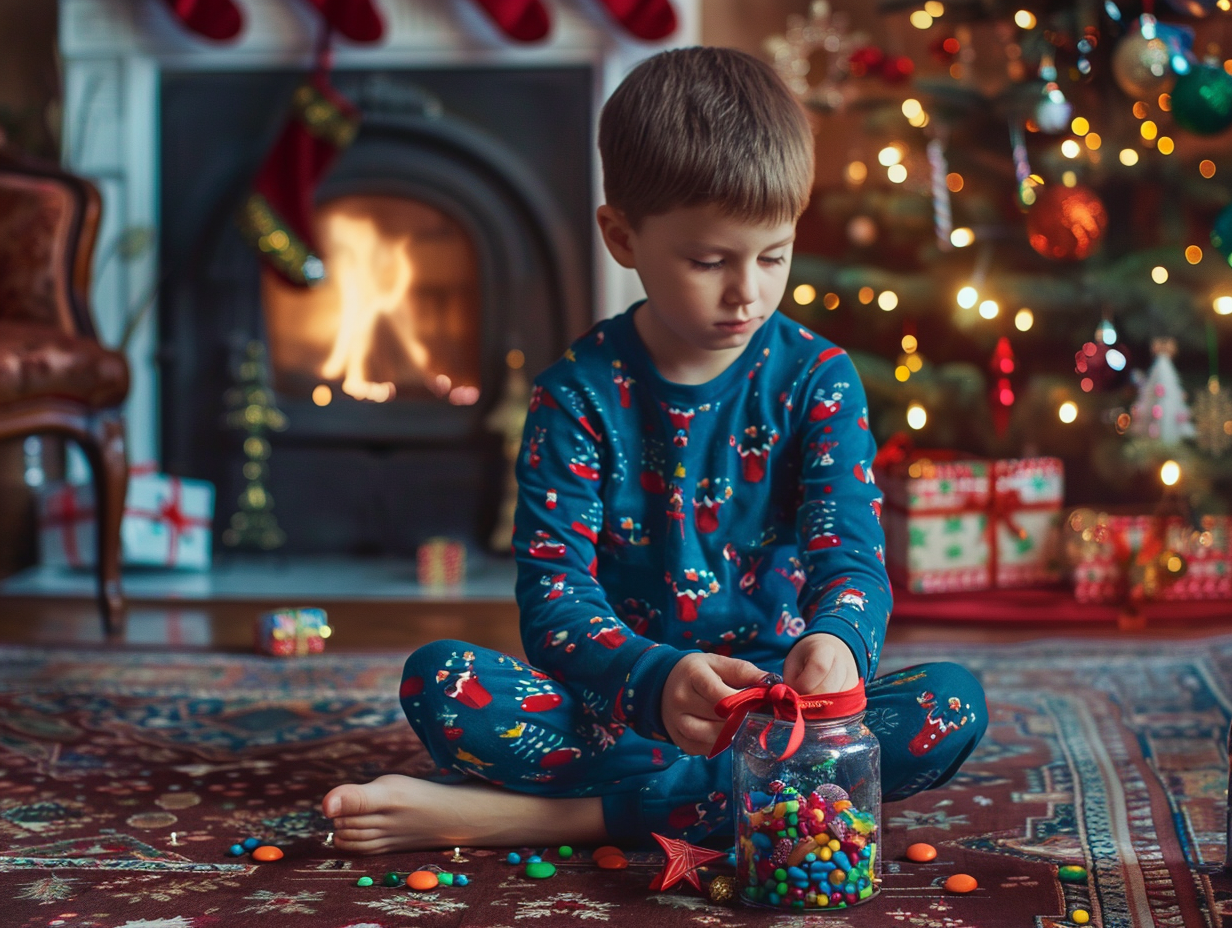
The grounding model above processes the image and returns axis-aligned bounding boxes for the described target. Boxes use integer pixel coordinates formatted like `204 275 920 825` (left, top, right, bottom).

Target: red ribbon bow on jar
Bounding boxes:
707 679 867 761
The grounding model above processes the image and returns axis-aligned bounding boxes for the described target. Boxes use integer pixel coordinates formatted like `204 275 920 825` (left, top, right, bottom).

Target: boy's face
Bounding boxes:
600 202 795 360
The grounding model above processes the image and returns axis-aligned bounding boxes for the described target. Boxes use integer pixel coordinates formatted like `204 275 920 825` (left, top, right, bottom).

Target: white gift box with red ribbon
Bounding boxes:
38 464 215 570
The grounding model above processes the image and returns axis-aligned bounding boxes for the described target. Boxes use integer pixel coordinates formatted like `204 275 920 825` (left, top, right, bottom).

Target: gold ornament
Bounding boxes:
708 875 737 905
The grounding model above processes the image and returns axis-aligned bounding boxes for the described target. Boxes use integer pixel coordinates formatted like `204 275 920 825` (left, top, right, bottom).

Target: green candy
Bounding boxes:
381 872 401 887
786 813 798 826
356 876 374 887
776 881 788 895
438 873 454 886
525 861 557 879
558 845 573 859
787 827 798 838
773 868 787 881
1058 865 1088 883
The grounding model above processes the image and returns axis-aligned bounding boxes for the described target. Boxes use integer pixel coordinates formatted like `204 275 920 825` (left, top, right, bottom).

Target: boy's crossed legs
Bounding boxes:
323 640 986 853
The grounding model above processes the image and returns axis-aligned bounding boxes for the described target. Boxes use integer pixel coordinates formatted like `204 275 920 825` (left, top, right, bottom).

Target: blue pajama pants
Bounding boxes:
399 640 987 845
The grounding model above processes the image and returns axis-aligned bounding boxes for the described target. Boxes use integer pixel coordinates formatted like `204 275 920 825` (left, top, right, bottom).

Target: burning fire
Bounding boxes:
318 212 427 403
262 195 482 406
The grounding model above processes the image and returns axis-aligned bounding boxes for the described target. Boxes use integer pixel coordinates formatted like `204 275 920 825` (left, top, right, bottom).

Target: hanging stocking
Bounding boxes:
159 0 243 41
463 0 551 43
593 0 677 42
300 0 386 44
236 74 360 286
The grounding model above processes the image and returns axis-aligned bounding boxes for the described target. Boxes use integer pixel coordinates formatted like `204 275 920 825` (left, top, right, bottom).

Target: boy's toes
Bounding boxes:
322 783 373 819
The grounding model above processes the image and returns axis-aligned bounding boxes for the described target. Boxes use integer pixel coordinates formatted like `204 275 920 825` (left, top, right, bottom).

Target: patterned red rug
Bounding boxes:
1 639 1230 928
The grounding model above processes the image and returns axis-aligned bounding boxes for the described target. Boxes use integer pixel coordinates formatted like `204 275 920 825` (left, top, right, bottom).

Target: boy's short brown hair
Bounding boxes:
599 46 814 229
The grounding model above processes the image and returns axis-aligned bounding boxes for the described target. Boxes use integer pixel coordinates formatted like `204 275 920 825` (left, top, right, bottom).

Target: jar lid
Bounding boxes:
798 679 867 720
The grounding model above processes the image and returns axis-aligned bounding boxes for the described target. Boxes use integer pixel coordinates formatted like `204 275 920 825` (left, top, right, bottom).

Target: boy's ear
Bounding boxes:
596 204 637 269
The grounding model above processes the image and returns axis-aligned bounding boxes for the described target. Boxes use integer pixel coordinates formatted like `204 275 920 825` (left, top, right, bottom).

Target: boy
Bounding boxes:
322 46 986 853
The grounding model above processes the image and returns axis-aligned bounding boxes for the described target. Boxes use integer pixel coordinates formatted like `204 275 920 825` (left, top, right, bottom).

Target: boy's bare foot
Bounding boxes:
322 774 608 854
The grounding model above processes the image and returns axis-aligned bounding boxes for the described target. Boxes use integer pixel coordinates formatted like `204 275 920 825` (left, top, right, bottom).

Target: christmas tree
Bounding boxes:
773 0 1232 511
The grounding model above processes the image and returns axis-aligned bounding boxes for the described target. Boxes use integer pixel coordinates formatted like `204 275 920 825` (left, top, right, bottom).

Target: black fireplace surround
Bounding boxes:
159 66 593 555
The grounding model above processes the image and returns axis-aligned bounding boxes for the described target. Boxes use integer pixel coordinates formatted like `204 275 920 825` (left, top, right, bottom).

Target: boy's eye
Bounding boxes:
690 259 724 270
760 254 787 265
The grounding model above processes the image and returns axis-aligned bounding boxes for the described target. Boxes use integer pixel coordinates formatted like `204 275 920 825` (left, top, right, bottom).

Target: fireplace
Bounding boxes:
159 69 592 553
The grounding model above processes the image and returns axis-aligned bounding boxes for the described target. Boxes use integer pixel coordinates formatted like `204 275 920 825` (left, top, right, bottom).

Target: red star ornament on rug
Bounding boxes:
647 833 727 893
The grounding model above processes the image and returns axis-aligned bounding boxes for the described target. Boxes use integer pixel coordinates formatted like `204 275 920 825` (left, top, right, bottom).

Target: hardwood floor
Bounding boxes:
2 594 1229 655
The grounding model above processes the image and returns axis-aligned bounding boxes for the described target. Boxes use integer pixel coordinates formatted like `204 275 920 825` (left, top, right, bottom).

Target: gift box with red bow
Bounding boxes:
1067 510 1232 603
256 607 332 657
38 465 215 570
880 455 1065 594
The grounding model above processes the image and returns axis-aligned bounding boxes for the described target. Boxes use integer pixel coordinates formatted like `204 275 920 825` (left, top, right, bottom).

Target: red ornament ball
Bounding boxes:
1027 184 1108 260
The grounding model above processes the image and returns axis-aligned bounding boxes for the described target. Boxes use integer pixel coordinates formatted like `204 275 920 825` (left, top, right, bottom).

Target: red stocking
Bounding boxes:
236 74 361 287
301 0 386 43
594 0 677 41
463 0 551 42
159 0 243 41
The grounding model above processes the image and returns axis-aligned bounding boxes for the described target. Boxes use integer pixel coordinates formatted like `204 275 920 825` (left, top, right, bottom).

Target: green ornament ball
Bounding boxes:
1211 203 1232 260
1171 64 1232 135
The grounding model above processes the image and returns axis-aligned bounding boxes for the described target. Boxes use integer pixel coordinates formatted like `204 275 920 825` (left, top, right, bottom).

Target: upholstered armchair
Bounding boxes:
0 144 130 637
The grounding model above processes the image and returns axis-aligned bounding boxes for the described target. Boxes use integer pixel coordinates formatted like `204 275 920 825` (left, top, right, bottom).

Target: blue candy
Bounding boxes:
786 866 807 881
832 851 852 873
455 874 469 886
766 892 781 906
241 837 260 851
528 855 542 863
751 832 772 850
804 853 817 862
226 844 245 857
506 852 522 865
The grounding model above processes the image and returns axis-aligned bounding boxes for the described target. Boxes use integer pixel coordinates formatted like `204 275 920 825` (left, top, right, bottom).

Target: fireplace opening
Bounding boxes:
263 194 483 408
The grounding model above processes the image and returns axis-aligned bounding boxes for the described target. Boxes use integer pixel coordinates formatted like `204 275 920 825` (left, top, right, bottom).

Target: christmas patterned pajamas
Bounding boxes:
400 640 986 844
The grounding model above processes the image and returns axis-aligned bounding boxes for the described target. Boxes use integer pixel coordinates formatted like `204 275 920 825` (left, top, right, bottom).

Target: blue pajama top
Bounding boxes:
512 303 891 743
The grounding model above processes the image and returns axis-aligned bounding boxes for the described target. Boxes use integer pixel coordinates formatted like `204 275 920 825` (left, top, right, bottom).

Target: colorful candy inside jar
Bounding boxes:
711 676 879 910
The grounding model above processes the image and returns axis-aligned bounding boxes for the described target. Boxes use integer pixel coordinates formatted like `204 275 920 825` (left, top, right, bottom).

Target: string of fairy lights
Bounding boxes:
776 1 1232 485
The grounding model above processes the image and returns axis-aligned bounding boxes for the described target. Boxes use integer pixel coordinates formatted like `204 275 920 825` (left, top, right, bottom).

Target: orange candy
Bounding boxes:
408 870 439 891
251 846 284 862
597 854 629 869
593 845 624 861
906 843 937 862
944 873 978 893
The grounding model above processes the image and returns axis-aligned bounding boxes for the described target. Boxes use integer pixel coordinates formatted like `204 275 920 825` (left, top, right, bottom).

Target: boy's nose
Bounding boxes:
725 267 758 307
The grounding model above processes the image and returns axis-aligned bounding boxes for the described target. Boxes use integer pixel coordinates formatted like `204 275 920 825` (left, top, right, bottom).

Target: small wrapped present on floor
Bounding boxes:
256 607 332 656
881 455 1065 593
417 536 466 587
38 464 215 570
1067 510 1232 603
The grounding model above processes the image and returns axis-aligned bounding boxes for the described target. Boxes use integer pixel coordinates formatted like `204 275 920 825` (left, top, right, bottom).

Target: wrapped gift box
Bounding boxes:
256 607 331 657
1070 512 1232 603
39 466 215 570
881 456 1065 593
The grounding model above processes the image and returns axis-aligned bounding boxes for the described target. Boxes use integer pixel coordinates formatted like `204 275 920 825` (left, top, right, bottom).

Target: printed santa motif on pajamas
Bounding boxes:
801 499 842 551
586 615 630 649
667 790 728 840
836 588 867 610
667 567 720 621
808 380 848 423
775 608 805 638
731 425 779 482
612 360 635 408
663 404 695 447
807 438 839 469
540 572 572 601
908 690 974 757
666 481 687 537
693 477 733 533
545 488 557 509
640 437 668 494
437 650 492 710
528 530 567 559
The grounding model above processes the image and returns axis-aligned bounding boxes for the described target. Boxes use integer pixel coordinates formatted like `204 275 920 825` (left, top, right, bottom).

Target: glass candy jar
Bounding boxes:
727 680 879 910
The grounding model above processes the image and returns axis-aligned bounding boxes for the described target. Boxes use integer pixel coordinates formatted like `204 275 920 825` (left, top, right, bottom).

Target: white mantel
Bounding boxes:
59 0 698 466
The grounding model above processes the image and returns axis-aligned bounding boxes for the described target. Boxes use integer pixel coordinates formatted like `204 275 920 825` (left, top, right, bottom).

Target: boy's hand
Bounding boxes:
661 652 767 755
783 634 860 695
